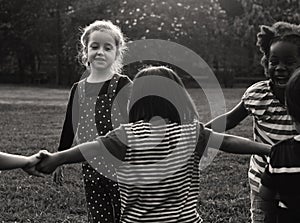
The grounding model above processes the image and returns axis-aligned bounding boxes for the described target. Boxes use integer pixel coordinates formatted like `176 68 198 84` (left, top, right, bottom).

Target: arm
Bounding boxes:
259 184 276 201
37 128 127 174
205 128 271 155
205 101 248 132
36 142 99 174
0 152 41 171
53 84 78 183
57 84 78 152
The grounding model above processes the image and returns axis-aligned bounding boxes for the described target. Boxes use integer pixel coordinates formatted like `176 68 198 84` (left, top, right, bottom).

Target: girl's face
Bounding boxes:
268 41 300 89
87 30 118 73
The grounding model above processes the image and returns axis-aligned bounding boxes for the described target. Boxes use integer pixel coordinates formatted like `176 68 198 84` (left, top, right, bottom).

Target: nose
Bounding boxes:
97 47 104 55
275 62 287 72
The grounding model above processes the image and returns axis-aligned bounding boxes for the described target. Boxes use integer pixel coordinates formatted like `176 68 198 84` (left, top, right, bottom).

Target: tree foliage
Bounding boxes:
1 0 299 85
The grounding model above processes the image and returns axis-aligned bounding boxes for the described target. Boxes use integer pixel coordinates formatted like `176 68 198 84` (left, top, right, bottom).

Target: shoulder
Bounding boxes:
70 78 88 93
70 82 78 91
243 80 270 96
241 80 275 114
66 82 80 100
269 137 296 166
115 74 132 93
117 74 132 85
271 137 294 154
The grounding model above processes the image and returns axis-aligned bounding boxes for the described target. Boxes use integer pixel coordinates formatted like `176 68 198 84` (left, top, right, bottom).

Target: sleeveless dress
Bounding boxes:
75 74 125 223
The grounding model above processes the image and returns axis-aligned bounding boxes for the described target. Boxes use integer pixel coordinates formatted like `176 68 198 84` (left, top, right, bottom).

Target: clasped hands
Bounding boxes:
23 150 61 177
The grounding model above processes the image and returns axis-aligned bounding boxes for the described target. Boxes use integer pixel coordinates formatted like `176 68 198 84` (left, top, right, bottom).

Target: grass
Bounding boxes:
0 84 253 222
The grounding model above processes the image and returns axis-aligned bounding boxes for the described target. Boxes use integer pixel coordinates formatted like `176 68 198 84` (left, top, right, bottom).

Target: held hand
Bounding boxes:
53 166 64 185
36 152 61 174
22 150 50 177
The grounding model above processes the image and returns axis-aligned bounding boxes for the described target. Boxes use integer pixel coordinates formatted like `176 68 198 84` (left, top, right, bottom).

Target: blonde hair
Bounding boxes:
79 20 127 74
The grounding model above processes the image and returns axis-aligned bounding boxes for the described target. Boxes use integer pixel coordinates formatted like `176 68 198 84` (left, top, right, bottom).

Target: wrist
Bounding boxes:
22 156 32 169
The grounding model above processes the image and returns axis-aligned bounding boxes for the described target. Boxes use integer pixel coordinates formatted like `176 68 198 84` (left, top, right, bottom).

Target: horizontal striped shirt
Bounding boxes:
242 80 297 193
261 137 300 211
98 120 206 223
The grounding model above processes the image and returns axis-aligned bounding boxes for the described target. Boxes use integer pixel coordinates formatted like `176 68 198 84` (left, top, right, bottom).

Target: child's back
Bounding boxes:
109 120 204 222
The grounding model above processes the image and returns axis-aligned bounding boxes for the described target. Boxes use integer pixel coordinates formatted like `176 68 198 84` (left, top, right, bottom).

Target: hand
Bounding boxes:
36 152 61 174
22 150 49 177
53 166 64 185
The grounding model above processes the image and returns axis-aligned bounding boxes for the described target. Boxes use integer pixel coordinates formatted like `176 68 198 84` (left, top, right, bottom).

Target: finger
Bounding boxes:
53 173 63 185
53 173 58 183
37 150 51 159
30 171 46 177
24 168 46 177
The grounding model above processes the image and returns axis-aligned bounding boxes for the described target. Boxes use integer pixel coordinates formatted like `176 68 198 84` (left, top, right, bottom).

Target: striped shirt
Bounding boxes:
98 120 206 223
241 80 297 193
261 137 300 212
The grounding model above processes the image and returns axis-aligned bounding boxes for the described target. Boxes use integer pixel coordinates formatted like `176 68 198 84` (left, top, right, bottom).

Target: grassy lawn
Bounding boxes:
0 84 253 223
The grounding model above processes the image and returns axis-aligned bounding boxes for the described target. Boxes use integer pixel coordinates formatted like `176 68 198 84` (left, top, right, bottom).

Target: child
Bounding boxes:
205 21 300 222
37 66 270 223
53 20 132 222
0 151 44 176
260 68 300 222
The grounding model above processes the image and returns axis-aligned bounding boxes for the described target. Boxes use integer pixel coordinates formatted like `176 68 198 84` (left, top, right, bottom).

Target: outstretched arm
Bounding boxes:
0 152 42 171
205 101 248 132
36 142 97 174
205 129 271 155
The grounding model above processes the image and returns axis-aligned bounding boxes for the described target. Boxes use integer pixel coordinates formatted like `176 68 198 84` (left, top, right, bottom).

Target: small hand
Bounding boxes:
22 150 50 177
36 152 60 174
53 166 64 185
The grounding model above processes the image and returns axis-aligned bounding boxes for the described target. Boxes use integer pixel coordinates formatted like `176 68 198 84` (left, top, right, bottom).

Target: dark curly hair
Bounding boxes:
286 68 300 123
256 21 300 77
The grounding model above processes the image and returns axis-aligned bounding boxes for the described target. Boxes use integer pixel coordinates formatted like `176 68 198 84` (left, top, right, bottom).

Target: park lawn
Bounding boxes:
0 85 253 223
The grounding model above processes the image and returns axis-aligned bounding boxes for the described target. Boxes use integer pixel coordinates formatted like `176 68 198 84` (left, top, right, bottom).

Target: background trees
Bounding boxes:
0 0 299 86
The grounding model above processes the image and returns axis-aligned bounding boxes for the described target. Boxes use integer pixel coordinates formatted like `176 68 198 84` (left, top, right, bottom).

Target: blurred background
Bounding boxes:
1 1 300 222
1 0 299 88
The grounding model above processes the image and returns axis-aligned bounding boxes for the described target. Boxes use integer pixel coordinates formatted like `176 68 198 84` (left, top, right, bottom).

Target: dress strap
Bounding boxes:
77 78 86 104
107 74 121 98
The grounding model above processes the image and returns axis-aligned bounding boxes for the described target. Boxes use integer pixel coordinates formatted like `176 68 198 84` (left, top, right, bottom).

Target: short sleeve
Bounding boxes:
96 125 128 165
195 121 209 156
241 80 272 117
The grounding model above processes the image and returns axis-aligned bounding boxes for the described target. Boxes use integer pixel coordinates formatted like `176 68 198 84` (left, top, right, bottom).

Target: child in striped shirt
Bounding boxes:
205 22 300 222
36 66 270 223
260 68 300 223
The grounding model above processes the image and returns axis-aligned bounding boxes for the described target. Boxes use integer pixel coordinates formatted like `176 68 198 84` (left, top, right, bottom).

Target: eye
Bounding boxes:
285 59 296 66
89 43 99 50
269 59 278 66
104 44 113 51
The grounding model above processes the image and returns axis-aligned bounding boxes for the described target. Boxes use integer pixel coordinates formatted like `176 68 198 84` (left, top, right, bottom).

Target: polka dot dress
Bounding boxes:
76 75 122 223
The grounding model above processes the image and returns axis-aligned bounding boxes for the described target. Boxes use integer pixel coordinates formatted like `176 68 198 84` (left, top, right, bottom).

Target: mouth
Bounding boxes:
273 76 289 88
94 58 106 62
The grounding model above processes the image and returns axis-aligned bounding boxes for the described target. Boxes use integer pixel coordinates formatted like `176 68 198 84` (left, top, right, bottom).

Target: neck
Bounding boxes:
87 69 114 83
271 82 285 105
